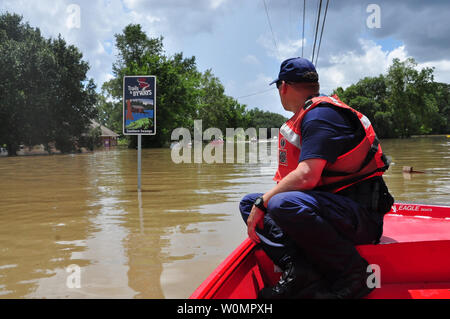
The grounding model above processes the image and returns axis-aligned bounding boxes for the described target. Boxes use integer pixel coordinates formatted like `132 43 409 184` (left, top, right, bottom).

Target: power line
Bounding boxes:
311 0 323 64
288 0 293 40
302 0 306 58
263 0 279 58
310 0 320 61
236 87 276 100
315 0 330 67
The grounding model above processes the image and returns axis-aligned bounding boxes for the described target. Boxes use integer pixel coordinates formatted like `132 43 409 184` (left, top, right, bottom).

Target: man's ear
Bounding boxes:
281 82 288 94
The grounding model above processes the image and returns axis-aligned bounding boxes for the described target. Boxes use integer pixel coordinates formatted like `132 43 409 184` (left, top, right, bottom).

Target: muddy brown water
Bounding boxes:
0 136 449 298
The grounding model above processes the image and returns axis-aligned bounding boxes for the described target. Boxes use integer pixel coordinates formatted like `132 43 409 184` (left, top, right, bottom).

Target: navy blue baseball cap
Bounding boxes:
269 57 318 85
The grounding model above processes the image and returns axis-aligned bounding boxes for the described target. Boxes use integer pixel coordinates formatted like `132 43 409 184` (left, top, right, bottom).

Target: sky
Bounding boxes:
1 0 450 118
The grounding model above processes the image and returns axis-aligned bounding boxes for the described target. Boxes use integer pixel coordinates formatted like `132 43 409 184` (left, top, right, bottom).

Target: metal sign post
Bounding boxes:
123 75 156 191
137 134 142 190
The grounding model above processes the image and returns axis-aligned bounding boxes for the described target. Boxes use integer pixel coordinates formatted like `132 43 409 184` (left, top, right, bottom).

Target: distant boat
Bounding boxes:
209 138 224 146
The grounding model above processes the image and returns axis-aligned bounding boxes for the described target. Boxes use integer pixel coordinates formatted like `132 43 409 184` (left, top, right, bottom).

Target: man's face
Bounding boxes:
276 80 292 112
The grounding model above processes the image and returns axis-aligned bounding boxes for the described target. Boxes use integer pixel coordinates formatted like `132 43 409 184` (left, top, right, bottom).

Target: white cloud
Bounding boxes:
94 41 106 55
242 54 260 65
418 60 450 84
0 0 229 81
319 39 408 93
245 73 273 93
0 0 159 90
2 0 449 117
258 34 305 62
317 39 450 93
235 38 450 116
210 0 227 10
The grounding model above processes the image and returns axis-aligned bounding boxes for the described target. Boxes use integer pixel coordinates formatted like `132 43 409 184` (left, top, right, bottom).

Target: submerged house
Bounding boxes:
90 120 120 147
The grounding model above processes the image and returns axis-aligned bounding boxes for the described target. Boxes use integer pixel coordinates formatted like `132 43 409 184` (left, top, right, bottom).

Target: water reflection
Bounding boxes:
0 154 94 297
381 136 450 205
0 136 449 298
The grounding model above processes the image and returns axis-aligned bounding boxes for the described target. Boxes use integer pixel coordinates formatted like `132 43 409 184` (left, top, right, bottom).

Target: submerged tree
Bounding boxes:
0 13 97 155
102 24 202 147
100 23 277 148
333 57 447 138
385 58 437 137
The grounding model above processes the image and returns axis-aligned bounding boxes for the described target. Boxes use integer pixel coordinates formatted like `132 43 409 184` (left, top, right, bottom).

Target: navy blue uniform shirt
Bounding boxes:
298 102 364 163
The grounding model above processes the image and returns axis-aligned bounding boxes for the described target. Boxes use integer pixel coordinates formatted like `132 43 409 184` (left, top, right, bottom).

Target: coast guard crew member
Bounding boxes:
239 57 394 299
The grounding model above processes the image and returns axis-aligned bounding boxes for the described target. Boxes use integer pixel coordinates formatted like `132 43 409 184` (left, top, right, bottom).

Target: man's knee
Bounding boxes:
239 193 259 210
266 192 297 222
267 191 316 223
239 193 262 221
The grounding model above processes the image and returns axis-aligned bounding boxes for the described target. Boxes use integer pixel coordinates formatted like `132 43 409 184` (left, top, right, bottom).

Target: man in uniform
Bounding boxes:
239 57 394 299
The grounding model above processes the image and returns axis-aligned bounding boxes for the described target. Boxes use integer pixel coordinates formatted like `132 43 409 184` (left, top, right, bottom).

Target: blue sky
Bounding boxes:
2 0 450 118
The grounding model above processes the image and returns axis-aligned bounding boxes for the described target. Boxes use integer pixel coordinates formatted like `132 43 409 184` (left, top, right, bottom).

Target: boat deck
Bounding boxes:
361 210 450 299
190 203 450 299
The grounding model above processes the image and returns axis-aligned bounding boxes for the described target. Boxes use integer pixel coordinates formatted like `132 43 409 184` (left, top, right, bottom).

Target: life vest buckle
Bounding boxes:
303 99 313 110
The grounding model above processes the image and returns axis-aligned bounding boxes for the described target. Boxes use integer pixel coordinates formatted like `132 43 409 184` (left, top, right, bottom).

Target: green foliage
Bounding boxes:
246 108 287 138
333 58 449 138
126 117 152 130
0 12 97 155
100 23 286 148
96 94 122 133
197 70 251 134
101 24 201 147
79 125 102 151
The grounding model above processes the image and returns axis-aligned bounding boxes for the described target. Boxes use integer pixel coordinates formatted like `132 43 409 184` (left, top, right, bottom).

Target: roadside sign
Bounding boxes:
123 75 156 135
123 75 156 191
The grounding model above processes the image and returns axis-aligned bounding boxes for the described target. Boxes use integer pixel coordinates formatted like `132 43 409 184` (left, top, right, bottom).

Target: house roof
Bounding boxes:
90 120 120 137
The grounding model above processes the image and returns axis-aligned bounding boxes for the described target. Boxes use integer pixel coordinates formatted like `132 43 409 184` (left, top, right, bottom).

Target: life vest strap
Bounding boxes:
316 165 389 193
358 137 380 171
321 137 387 177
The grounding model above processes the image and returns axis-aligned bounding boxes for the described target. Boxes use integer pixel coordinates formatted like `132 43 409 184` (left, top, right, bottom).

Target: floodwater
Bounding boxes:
0 136 449 298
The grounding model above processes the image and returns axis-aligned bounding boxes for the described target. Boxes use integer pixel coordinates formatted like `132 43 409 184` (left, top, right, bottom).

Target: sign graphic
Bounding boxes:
123 76 156 135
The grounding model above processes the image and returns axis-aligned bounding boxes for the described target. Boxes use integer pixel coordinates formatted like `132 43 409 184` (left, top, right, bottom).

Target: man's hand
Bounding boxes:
246 159 326 244
247 205 265 243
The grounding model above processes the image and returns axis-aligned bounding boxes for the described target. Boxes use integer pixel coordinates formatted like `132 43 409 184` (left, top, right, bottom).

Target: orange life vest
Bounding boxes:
273 94 389 193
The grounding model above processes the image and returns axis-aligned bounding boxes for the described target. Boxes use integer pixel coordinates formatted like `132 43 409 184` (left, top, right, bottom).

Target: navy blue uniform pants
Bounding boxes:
239 191 383 281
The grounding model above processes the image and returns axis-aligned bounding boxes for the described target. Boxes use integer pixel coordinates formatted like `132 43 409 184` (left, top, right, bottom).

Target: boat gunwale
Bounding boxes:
190 238 255 299
190 202 450 299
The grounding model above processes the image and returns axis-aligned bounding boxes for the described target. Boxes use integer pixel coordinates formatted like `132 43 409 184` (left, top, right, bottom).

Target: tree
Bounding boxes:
432 82 450 133
0 13 97 155
196 69 251 134
385 58 436 137
101 24 254 148
334 75 387 120
332 57 446 138
246 107 287 138
0 13 45 155
102 24 202 147
96 94 122 133
49 36 98 153
333 75 395 137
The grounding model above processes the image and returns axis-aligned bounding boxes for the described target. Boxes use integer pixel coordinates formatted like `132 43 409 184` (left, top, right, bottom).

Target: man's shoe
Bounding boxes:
313 259 375 299
258 260 325 299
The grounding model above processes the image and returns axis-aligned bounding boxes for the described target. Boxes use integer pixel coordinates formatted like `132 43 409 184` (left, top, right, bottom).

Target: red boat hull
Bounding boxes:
190 202 450 299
